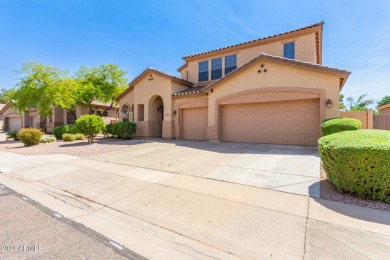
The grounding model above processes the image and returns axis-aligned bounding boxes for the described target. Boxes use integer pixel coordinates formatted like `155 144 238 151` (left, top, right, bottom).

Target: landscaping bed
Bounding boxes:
0 133 139 158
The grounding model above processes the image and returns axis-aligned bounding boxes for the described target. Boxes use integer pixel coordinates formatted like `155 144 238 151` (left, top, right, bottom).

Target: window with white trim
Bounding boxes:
283 42 295 59
198 61 209 82
225 55 237 75
211 58 222 80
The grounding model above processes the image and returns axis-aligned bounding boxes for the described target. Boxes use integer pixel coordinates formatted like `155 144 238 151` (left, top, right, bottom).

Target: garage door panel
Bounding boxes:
222 99 320 146
8 117 21 132
182 107 208 140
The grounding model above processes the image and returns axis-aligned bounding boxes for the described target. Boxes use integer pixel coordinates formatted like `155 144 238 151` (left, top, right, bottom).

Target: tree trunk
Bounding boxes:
100 100 114 117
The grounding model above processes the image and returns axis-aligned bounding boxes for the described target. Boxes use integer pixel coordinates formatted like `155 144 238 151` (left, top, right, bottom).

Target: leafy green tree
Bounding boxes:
75 115 106 143
0 88 15 103
339 94 346 111
74 64 127 115
346 94 375 111
377 95 390 107
10 62 78 117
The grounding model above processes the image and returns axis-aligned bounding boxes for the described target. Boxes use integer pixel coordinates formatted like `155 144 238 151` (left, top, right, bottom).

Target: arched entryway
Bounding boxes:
148 96 164 137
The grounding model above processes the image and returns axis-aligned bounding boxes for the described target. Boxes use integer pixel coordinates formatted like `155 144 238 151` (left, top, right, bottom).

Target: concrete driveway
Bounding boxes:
1 140 389 259
90 140 321 197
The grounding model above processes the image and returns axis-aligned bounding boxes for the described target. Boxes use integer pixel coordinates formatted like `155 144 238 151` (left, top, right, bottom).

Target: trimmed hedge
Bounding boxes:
106 121 137 140
318 130 390 202
18 128 43 146
321 118 361 136
53 125 75 139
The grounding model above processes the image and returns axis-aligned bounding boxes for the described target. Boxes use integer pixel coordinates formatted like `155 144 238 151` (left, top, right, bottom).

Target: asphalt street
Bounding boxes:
0 186 144 260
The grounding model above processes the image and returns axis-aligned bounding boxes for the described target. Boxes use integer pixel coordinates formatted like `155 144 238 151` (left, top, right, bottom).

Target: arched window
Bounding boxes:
122 105 129 122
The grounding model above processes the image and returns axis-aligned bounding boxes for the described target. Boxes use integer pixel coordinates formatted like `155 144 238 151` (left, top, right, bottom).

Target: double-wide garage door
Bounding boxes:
222 99 320 145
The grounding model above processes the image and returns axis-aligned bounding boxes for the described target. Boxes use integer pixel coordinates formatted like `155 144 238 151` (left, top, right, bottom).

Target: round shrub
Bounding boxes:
53 125 75 139
318 130 390 202
74 133 86 140
105 122 137 139
118 121 137 140
62 133 76 142
18 128 43 146
40 136 56 143
75 115 105 143
321 118 361 136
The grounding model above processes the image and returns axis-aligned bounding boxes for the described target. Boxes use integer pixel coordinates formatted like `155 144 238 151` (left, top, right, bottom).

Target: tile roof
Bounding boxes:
173 86 207 96
183 22 324 60
0 103 11 114
177 63 188 72
116 67 193 100
378 103 390 111
201 52 351 92
90 100 119 108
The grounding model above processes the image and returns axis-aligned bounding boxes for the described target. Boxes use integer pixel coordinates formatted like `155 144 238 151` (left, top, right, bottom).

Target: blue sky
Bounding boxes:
0 0 389 105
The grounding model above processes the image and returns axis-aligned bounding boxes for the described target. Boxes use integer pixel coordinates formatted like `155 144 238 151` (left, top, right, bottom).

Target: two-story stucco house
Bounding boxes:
116 22 350 146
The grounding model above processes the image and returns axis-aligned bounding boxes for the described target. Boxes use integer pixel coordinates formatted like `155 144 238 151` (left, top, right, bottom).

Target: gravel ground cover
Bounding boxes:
0 133 141 158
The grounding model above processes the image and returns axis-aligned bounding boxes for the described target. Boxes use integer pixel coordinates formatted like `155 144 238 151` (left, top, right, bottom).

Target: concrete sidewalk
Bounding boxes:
0 144 389 259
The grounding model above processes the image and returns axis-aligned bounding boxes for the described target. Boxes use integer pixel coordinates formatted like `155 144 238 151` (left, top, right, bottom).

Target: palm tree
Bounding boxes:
346 94 375 111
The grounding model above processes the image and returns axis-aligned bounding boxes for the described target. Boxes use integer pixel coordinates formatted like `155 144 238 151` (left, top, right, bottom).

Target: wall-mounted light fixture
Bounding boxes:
326 99 332 108
157 105 163 112
173 110 177 116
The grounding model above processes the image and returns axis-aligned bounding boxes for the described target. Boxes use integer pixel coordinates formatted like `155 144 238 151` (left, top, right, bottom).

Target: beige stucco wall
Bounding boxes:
206 60 340 140
118 88 135 122
185 33 317 83
117 74 193 138
130 74 175 138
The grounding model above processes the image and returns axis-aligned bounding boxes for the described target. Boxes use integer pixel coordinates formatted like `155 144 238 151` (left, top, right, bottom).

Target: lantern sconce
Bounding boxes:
173 110 177 116
326 99 332 108
157 105 163 112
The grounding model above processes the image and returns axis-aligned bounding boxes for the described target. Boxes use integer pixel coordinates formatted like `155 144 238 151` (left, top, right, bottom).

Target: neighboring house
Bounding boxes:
116 22 350 146
45 101 118 133
0 103 5 130
0 103 24 132
1 101 118 133
378 103 390 114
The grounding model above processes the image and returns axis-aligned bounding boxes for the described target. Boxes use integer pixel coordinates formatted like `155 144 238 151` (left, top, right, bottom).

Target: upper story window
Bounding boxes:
198 61 209 82
284 42 295 59
225 55 237 75
211 58 222 80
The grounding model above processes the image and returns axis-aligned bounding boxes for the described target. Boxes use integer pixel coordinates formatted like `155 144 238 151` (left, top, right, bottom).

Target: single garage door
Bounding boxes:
222 99 320 145
8 116 22 132
182 107 208 140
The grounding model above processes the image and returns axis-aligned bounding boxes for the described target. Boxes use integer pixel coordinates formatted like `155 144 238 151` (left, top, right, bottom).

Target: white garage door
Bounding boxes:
8 117 22 132
182 107 208 140
222 99 320 145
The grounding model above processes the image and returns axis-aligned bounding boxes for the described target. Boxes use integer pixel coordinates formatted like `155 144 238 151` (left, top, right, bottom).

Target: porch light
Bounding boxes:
173 110 177 116
326 99 332 108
